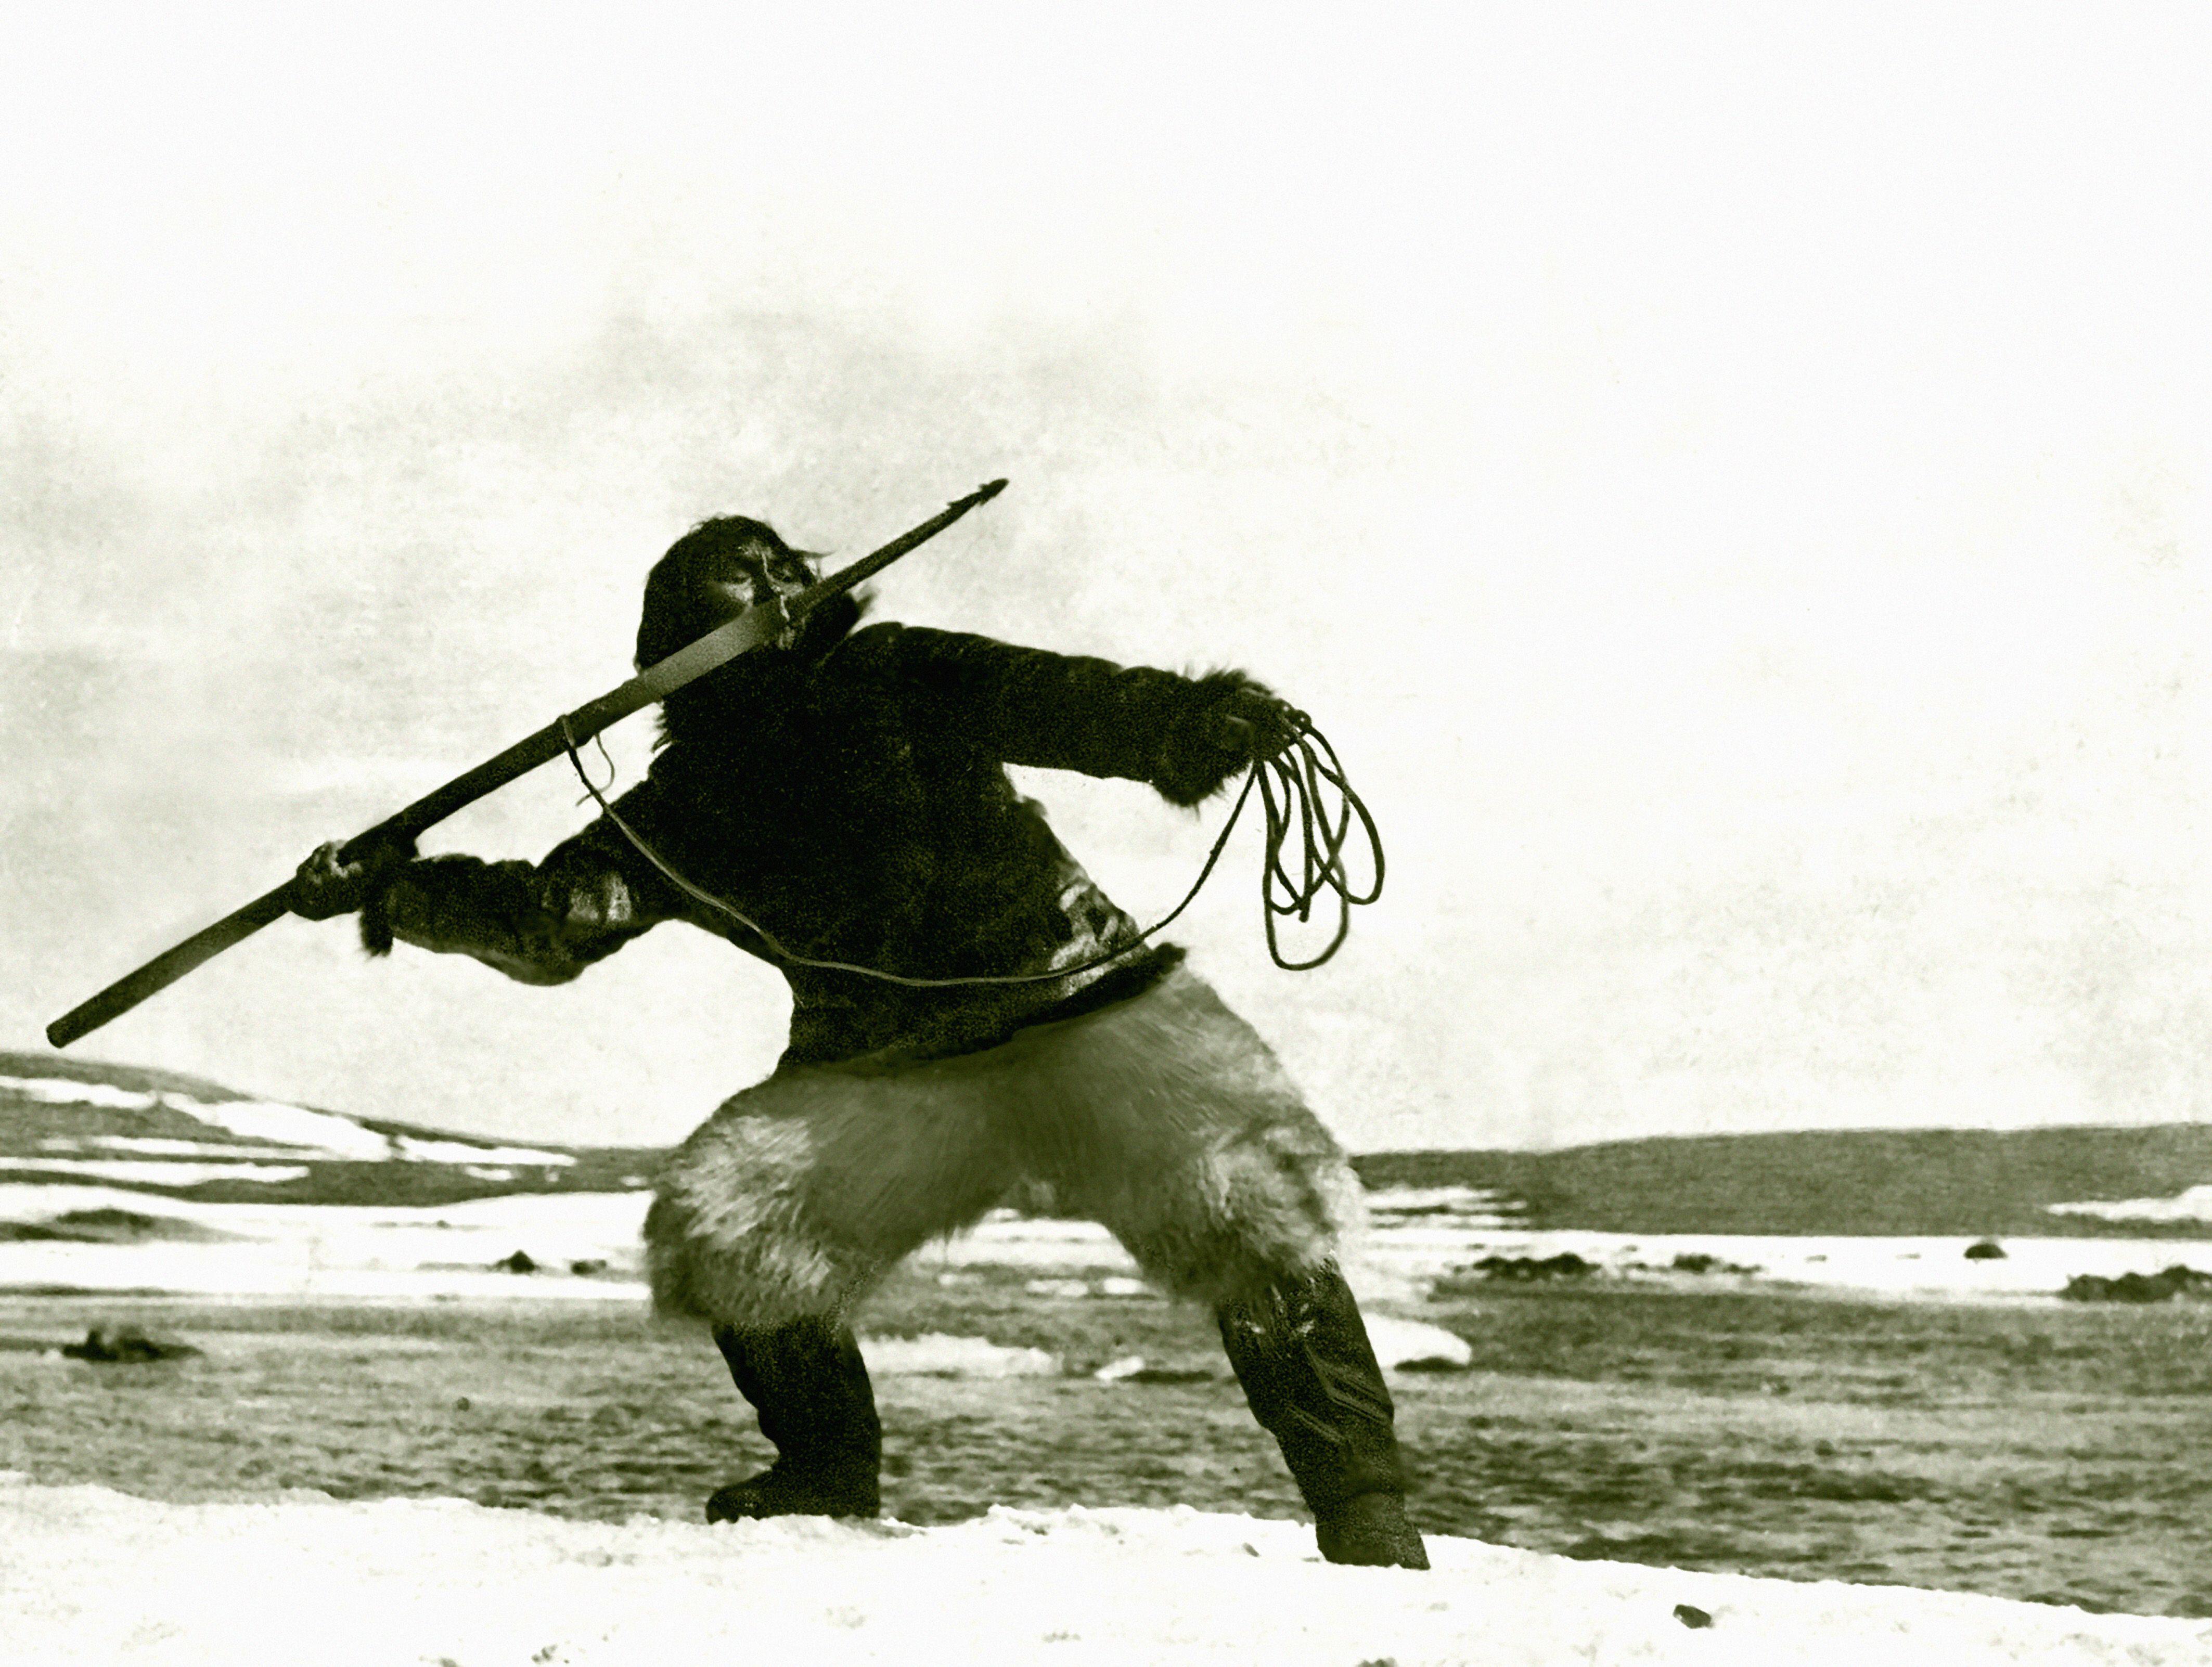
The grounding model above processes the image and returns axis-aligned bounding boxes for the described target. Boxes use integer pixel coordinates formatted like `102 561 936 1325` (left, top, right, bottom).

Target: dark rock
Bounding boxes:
1673 1604 1714 1629
1126 1366 1216 1385
494 1250 537 1274
1670 1252 1762 1276
1471 1252 1596 1281
569 1258 608 1276
2061 1264 2212 1304
60 1325 200 1363
1964 1239 2007 1260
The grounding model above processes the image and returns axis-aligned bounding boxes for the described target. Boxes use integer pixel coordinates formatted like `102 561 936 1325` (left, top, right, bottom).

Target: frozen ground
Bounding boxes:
5 1182 2208 1306
4 1474 2205 1666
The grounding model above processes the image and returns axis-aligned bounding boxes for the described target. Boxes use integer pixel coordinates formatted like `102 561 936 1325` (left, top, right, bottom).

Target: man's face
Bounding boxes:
706 540 816 618
697 539 818 650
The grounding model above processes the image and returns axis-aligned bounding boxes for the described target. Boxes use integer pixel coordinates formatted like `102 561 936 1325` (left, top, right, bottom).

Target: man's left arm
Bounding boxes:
867 625 1304 804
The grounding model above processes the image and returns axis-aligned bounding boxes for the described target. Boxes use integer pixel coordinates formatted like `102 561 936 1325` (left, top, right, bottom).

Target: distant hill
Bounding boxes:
0 1050 662 1207
1349 1126 2212 1238
9 1050 2210 1235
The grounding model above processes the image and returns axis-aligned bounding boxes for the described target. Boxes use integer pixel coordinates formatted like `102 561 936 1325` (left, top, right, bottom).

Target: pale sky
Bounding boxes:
5 5 2211 1153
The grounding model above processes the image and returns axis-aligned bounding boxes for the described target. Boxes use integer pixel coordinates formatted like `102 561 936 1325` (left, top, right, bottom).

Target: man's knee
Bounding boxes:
1112 1128 1365 1306
645 1187 858 1329
645 1071 1015 1326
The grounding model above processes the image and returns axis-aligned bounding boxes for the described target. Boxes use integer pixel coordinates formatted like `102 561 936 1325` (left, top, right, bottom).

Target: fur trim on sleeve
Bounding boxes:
358 886 396 957
1153 668 1269 807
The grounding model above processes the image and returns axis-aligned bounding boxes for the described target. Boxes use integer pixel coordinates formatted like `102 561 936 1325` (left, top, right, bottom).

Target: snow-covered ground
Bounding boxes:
4 1475 2204 1666
6 1182 2211 1304
0 1184 650 1301
2050 1185 2212 1226
9 1170 2211 1653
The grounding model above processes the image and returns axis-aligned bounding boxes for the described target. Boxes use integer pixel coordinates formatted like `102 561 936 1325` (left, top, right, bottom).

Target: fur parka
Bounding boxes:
363 599 1274 1067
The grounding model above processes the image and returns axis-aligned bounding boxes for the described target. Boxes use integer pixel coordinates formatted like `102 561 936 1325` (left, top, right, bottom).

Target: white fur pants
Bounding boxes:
645 966 1362 1327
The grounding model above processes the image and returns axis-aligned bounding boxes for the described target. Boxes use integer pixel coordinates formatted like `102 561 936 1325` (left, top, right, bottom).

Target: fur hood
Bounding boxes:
654 590 869 755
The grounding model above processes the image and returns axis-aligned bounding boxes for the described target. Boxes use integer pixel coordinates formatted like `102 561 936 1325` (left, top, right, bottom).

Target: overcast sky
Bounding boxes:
5 6 2211 1153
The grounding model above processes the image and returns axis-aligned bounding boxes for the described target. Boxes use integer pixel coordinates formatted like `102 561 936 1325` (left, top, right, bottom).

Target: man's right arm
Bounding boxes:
291 787 687 985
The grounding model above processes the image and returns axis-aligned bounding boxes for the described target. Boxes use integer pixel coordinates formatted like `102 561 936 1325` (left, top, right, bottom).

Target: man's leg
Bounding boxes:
1015 968 1429 1568
705 1314 882 1521
1215 1262 1429 1567
647 1060 1022 1523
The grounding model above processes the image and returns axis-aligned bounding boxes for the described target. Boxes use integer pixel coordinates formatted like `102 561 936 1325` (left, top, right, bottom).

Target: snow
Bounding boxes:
171 1095 401 1158
0 1158 315 1187
8 1183 2212 1306
2051 1186 2212 1225
863 1333 1061 1377
0 1075 573 1167
923 1210 2212 1301
0 1186 650 1300
1417 1231 2212 1300
1364 1315 1475 1370
2 1478 2204 1665
1367 1185 1528 1229
36 1136 327 1159
0 1075 167 1112
1024 1277 1094 1297
7 1182 2211 1656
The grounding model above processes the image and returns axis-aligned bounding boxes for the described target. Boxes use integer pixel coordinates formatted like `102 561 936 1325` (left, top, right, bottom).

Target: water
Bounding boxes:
5 1270 2211 1619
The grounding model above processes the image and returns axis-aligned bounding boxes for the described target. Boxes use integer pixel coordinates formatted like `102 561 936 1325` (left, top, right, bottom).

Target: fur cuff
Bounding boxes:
1153 668 1268 807
358 885 396 957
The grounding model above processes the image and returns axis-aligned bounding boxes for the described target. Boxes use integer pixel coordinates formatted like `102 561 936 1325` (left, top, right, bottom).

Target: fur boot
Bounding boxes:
704 1316 882 1522
1217 1263 1429 1569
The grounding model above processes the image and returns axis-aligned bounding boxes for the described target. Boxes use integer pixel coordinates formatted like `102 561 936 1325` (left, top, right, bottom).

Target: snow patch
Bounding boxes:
0 1076 164 1112
2049 1185 2212 1225
170 1095 396 1158
2 1481 2205 1666
1365 1183 1526 1229
0 1158 314 1186
0 1186 652 1300
0 1076 572 1167
14 1184 2212 1308
36 1136 320 1159
1365 1314 1473 1371
860 1333 1061 1378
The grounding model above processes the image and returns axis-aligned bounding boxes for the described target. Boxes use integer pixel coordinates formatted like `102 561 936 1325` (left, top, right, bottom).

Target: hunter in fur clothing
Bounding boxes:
293 512 1429 1568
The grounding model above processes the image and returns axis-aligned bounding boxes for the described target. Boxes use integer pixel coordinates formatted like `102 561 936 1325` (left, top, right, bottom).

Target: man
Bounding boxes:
293 513 1427 1568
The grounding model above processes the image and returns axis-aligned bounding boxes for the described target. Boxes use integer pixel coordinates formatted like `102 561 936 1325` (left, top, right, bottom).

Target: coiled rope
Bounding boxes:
559 711 1382 986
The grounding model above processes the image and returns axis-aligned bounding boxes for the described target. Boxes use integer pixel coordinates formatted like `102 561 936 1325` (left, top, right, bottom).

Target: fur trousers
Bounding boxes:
645 966 1362 1327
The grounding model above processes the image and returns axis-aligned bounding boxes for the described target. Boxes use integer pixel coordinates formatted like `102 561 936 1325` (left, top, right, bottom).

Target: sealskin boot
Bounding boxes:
705 1316 882 1523
1217 1262 1430 1570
